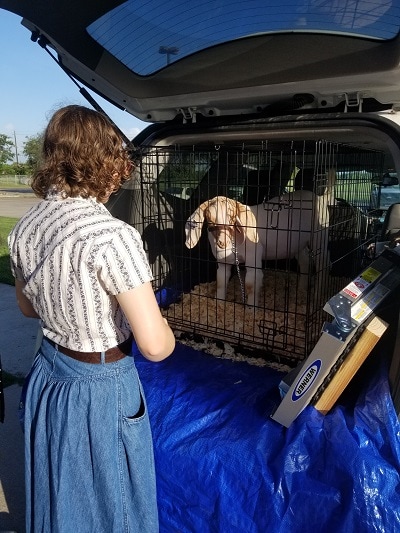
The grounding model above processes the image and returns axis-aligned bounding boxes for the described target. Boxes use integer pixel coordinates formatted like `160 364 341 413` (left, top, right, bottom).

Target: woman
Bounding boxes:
8 105 175 532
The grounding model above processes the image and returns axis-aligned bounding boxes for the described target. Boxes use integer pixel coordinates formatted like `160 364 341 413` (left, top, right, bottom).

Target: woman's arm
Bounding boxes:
116 282 175 362
15 279 40 318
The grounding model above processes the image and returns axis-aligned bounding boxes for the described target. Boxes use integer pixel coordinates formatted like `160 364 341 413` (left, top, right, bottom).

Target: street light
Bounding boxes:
159 46 179 65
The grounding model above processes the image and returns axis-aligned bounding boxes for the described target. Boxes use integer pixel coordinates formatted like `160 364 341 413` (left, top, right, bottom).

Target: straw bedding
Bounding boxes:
162 269 315 371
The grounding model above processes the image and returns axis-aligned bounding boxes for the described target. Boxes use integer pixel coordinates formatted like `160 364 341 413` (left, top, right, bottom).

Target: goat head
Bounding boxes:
185 196 258 249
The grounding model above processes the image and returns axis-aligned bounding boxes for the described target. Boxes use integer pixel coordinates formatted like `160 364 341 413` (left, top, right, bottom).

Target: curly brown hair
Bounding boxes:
31 105 133 203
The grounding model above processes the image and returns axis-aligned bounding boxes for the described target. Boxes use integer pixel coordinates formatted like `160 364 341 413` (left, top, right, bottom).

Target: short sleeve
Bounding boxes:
98 224 153 295
9 260 25 282
8 230 25 281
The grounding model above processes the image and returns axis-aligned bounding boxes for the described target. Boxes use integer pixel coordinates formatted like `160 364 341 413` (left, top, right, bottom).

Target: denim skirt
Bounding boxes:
21 337 159 533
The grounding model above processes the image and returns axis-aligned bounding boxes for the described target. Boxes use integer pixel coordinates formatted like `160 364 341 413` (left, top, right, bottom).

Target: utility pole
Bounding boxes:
13 131 19 165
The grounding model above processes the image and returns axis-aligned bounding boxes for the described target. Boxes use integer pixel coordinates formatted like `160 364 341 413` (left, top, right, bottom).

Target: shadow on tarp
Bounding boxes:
134 342 400 533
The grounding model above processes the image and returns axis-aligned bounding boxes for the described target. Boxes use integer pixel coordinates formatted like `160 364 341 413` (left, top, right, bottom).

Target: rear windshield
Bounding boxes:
88 0 400 76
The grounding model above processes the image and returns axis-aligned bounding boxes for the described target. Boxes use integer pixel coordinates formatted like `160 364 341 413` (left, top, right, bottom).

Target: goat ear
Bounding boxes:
185 205 206 248
235 202 259 243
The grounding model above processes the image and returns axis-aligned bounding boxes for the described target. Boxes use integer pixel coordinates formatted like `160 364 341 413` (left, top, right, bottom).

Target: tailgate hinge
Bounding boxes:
344 92 363 113
178 107 197 124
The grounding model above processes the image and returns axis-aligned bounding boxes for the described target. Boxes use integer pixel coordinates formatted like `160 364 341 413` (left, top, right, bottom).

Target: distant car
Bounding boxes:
382 171 399 187
371 172 400 213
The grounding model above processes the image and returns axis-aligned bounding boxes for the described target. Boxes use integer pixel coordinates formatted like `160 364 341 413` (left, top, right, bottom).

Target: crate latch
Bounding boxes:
344 92 363 113
178 107 197 124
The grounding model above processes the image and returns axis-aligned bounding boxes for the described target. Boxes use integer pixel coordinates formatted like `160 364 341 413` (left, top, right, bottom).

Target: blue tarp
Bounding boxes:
135 342 400 533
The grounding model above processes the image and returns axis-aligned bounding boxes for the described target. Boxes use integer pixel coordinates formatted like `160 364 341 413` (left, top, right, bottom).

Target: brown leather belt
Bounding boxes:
46 336 132 364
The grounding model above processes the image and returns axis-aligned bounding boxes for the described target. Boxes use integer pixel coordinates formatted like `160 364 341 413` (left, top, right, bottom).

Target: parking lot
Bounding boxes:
0 192 40 218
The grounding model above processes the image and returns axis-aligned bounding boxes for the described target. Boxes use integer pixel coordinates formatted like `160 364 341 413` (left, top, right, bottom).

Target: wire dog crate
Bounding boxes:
110 139 384 365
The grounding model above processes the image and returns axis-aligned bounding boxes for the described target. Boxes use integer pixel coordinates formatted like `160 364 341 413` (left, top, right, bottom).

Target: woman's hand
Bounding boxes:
116 282 175 361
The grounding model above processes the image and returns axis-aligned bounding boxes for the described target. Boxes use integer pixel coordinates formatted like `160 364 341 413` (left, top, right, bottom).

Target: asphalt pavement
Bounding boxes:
0 191 40 219
0 191 40 532
0 283 38 533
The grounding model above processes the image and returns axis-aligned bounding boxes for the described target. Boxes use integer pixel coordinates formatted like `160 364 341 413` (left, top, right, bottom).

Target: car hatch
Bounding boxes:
1 0 400 124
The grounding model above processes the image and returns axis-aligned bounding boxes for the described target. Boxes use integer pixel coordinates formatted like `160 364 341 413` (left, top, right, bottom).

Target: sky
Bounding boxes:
0 10 148 162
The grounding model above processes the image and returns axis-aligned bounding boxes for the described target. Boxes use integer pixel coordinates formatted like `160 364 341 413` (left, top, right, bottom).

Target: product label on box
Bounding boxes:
342 267 382 300
351 283 390 323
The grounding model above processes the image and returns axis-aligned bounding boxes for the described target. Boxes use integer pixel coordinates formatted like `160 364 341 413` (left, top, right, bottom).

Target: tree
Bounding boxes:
0 133 15 166
23 132 44 171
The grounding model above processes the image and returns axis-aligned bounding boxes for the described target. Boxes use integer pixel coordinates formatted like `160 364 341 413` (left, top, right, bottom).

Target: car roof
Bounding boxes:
2 0 400 123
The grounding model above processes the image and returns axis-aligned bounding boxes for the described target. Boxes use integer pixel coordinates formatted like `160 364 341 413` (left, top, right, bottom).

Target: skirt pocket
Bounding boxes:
120 365 149 425
119 369 159 532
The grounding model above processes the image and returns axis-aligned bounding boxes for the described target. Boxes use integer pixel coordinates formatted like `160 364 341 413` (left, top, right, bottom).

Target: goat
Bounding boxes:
185 169 335 307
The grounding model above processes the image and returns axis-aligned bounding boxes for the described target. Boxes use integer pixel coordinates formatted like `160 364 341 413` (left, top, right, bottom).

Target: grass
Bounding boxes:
0 216 18 285
0 175 31 189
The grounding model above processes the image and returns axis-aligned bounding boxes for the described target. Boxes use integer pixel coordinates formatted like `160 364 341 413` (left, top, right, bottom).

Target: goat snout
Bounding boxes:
208 226 233 249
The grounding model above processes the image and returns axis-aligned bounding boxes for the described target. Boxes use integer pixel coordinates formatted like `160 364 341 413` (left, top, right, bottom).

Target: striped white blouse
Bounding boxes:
8 197 153 351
